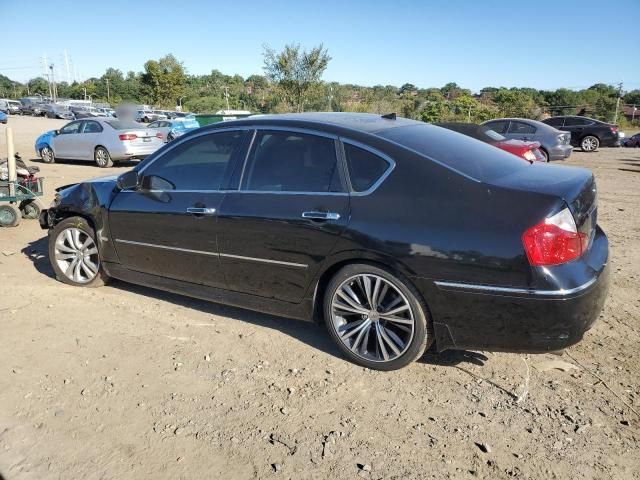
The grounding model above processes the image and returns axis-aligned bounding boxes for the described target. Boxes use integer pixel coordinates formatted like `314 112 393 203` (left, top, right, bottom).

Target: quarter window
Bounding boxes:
243 131 342 192
343 143 390 192
141 131 243 190
508 121 536 134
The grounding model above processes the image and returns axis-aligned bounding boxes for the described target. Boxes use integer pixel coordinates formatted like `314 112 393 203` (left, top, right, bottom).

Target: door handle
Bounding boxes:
187 207 216 215
302 211 341 221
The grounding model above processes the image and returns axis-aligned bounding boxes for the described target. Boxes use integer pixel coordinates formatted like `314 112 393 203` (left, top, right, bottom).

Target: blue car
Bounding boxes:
34 130 57 157
0 110 7 124
147 118 200 142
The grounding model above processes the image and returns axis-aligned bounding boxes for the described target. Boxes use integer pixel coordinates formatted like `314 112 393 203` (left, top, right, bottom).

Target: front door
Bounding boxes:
53 120 83 159
217 129 350 303
108 129 246 288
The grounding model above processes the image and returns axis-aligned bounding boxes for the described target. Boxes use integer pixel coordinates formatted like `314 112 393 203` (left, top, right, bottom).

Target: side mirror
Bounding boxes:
54 129 60 135
116 170 139 190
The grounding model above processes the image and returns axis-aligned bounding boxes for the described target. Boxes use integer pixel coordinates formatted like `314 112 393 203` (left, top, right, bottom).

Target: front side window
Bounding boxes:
545 117 564 127
508 121 536 134
564 117 591 126
60 122 82 134
344 143 390 192
243 131 341 193
141 131 243 190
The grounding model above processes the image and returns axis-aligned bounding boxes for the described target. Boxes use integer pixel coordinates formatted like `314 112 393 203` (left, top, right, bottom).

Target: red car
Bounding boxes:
436 122 546 162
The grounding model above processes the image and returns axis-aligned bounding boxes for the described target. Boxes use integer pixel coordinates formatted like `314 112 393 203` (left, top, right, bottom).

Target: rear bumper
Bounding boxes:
420 228 609 353
110 143 162 161
549 144 573 160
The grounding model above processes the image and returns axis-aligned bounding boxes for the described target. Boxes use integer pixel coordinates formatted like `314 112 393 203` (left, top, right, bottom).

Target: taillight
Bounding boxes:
522 208 587 266
523 149 537 162
119 133 137 141
610 126 618 134
156 132 163 138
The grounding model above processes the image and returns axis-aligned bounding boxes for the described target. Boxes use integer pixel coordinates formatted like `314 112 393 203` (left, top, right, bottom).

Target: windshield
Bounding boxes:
379 124 527 182
106 120 142 130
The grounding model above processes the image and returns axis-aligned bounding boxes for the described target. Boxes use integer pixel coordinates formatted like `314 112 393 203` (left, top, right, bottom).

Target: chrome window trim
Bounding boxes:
434 277 597 297
232 190 348 196
339 138 396 196
114 239 308 269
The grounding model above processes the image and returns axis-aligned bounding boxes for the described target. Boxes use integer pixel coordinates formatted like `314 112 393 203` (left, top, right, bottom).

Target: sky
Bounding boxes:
1 0 639 92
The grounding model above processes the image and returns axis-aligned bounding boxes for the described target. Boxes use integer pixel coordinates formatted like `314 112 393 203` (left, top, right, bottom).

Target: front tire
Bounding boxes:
48 216 108 287
40 146 55 163
94 147 113 168
581 135 599 152
0 204 22 227
323 264 431 370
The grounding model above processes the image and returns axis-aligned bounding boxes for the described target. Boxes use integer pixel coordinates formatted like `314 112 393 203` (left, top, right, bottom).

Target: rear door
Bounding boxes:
77 120 104 160
52 120 83 159
484 120 509 135
108 129 247 288
217 129 350 303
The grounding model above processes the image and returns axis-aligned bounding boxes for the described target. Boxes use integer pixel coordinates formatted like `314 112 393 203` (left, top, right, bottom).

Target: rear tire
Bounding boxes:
94 147 113 168
48 216 108 287
581 135 599 152
539 148 550 162
40 146 55 164
323 263 431 370
0 204 22 227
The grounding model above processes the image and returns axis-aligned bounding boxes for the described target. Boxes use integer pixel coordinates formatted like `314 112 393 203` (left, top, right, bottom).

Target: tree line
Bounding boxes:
1 44 638 126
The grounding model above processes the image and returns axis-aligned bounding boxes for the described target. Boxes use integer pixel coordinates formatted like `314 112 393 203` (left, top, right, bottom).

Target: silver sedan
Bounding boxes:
40 118 165 168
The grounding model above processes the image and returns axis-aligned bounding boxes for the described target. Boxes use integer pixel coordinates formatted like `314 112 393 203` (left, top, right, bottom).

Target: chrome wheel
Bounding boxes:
95 148 110 167
41 147 54 163
54 227 99 284
581 136 598 151
331 274 415 363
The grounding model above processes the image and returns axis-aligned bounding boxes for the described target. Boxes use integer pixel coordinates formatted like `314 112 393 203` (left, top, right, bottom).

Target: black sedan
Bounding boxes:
542 115 620 151
40 113 609 370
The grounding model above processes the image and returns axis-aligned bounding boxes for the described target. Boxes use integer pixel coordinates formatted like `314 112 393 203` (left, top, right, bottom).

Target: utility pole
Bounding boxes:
49 64 57 102
106 78 110 103
64 50 71 83
83 87 87 101
43 54 52 100
223 86 230 110
613 82 623 124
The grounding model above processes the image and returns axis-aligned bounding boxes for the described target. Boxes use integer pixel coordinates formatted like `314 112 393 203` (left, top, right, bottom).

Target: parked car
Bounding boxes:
70 106 107 119
0 110 7 124
622 133 640 147
42 104 75 120
482 118 572 161
542 116 620 152
137 110 167 123
38 113 609 370
148 118 201 142
34 118 164 168
0 99 22 114
95 107 116 117
436 122 546 162
20 102 45 116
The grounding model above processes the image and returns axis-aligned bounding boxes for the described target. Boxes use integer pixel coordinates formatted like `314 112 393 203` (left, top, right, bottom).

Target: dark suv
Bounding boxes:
542 116 619 152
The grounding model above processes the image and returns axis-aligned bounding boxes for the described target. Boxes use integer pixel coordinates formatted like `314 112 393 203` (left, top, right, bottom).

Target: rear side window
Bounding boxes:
243 131 342 193
486 120 508 134
82 121 103 133
508 121 536 134
379 124 527 182
344 143 390 192
142 131 243 190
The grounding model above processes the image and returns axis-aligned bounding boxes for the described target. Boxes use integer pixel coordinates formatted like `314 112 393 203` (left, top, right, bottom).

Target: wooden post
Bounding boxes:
6 127 16 196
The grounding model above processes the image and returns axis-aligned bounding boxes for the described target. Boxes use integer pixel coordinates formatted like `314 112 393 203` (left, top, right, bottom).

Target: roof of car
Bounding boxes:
484 117 559 130
212 112 424 135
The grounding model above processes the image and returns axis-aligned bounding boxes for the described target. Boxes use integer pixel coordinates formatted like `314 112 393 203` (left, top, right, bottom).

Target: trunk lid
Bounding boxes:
123 129 163 147
490 163 597 243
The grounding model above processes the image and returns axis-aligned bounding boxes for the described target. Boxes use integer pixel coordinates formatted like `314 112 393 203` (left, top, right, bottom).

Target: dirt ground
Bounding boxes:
1 115 639 480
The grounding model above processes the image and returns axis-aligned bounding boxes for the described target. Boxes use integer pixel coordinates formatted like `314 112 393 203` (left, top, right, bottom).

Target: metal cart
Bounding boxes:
0 177 44 227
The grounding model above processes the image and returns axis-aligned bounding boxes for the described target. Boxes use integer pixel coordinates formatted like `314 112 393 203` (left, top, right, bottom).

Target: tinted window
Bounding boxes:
544 117 564 127
243 131 341 192
60 122 82 134
486 120 508 134
82 121 103 133
508 121 536 134
344 143 390 192
564 117 592 126
142 131 243 190
378 124 527 182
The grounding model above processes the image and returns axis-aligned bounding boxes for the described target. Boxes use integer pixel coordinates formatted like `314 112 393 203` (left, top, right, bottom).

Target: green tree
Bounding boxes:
263 43 331 112
140 54 187 107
